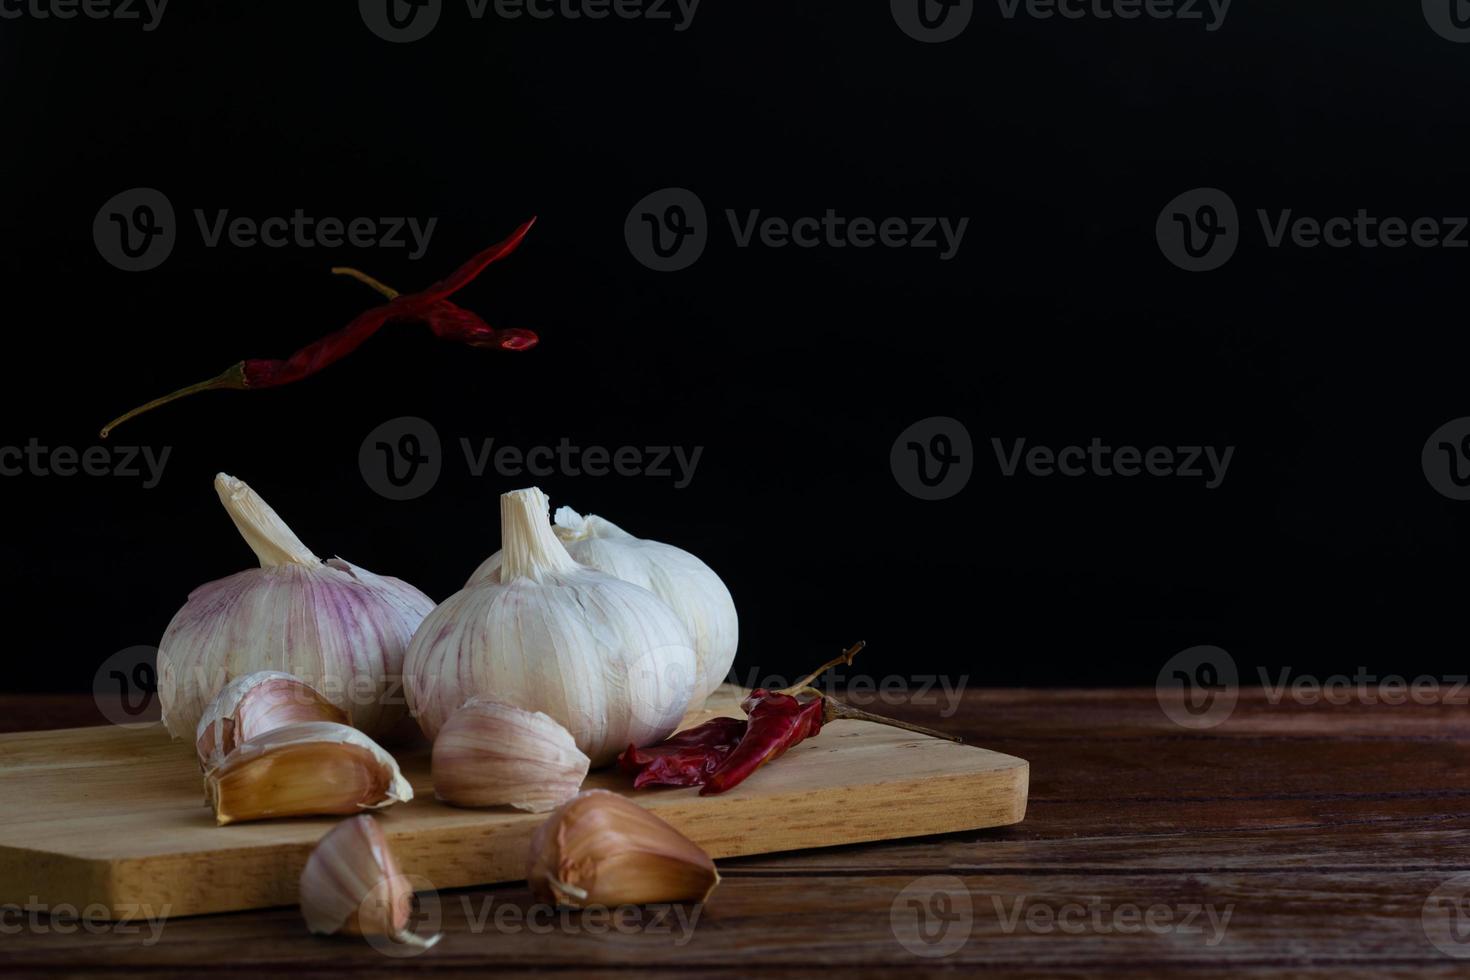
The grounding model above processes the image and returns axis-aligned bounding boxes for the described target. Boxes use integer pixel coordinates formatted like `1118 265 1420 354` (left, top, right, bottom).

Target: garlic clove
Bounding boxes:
204 721 413 826
527 789 720 908
300 814 440 949
194 671 348 770
432 698 590 812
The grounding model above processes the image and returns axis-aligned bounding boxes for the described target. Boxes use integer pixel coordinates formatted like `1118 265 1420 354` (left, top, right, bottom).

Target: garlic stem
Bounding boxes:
499 488 579 582
214 474 320 568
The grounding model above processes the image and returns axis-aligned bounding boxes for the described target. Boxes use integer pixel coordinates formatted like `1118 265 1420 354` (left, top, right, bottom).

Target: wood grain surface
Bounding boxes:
3 688 1469 978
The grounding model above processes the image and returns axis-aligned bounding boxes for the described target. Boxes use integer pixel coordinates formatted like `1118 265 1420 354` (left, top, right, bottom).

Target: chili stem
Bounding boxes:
780 641 865 696
99 363 249 439
332 267 401 300
822 699 963 743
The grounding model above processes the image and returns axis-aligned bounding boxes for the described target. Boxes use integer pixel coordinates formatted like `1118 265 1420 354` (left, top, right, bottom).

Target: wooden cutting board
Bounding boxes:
0 687 1028 920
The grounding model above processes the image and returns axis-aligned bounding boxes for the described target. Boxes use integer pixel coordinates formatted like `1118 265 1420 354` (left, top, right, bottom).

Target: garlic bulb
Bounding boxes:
159 474 434 741
301 815 441 949
470 506 738 702
404 487 696 766
195 671 347 770
204 721 413 825
527 789 721 907
432 698 590 812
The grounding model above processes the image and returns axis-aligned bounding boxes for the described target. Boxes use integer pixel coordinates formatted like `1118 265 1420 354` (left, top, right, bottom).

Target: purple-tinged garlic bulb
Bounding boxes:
159 474 434 741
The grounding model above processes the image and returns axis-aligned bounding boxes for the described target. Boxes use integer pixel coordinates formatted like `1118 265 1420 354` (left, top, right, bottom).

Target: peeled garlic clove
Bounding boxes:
301 814 440 949
527 789 720 907
195 671 348 770
433 698 590 812
204 721 413 826
469 505 737 704
160 474 435 742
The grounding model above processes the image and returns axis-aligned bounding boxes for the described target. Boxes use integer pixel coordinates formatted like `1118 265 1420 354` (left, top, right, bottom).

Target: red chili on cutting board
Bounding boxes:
618 642 962 796
99 218 538 438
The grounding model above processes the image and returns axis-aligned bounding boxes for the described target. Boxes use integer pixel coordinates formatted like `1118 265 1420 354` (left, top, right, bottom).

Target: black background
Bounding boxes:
2 0 1468 696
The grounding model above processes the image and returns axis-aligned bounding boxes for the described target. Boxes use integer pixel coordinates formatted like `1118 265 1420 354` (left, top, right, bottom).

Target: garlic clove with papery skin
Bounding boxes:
404 487 697 766
300 814 441 949
203 721 413 826
194 671 347 770
468 506 738 703
432 698 590 812
527 789 720 908
159 474 434 743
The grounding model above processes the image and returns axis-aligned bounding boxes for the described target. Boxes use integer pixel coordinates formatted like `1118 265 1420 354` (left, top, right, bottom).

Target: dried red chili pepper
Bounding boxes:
618 643 961 795
99 218 538 438
617 716 747 789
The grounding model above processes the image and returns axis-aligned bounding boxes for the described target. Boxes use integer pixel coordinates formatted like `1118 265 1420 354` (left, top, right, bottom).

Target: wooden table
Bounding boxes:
3 690 1468 978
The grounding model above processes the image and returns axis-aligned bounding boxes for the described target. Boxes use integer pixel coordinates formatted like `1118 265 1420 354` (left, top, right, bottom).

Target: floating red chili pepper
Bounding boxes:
618 643 961 796
99 218 538 438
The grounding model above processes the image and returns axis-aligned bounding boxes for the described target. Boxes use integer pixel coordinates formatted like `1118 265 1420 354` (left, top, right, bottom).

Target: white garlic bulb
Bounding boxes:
159 474 435 741
405 487 696 766
469 506 738 702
